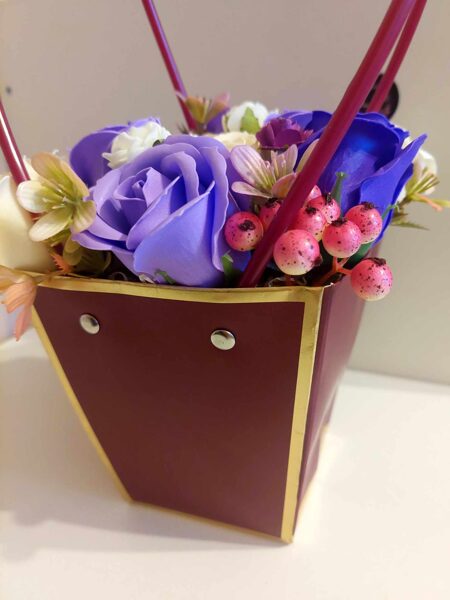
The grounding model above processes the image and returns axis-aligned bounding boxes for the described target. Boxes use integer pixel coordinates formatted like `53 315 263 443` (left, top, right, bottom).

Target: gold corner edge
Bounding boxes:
31 307 131 503
280 287 324 542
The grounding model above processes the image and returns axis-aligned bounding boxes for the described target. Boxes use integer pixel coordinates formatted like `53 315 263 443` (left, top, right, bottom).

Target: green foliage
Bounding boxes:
221 253 242 286
391 220 429 231
330 172 347 206
154 269 179 285
240 108 260 134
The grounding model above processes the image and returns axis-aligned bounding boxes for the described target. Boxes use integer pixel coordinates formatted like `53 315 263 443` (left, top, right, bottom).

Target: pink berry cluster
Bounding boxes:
224 186 393 301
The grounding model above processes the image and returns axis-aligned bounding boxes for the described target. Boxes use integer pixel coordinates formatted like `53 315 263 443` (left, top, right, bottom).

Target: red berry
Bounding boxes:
309 185 322 200
273 229 322 276
260 200 281 232
307 194 341 224
345 202 383 243
322 218 362 258
224 211 264 251
351 258 393 301
292 205 327 240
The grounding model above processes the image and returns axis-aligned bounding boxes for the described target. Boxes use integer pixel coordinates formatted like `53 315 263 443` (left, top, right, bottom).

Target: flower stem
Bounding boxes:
314 257 350 287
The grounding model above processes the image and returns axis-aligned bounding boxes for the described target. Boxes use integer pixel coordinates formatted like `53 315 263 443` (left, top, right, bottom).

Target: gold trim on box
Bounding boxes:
34 276 324 542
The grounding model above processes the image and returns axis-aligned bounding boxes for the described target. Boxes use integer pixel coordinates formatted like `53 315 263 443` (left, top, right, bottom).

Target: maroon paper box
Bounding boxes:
33 274 364 542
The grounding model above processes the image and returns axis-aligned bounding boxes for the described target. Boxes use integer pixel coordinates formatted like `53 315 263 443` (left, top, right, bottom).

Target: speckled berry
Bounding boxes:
350 258 393 301
273 229 322 276
292 205 327 240
345 202 383 243
322 218 362 258
307 194 341 224
309 185 322 200
260 200 281 231
224 211 264 251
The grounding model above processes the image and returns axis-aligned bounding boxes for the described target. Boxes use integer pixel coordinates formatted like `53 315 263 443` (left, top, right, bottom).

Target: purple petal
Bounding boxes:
160 151 201 201
126 177 184 250
70 128 125 187
133 190 223 287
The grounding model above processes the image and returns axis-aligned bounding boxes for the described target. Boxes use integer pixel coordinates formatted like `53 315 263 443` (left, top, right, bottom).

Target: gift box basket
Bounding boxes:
1 0 446 542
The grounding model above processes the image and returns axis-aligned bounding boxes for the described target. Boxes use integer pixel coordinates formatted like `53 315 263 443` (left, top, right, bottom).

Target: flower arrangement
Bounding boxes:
1 94 446 338
0 0 443 542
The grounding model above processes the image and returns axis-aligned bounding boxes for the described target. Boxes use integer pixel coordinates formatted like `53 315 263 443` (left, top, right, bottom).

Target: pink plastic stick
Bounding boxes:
239 0 415 288
367 0 427 112
141 0 196 131
0 98 29 185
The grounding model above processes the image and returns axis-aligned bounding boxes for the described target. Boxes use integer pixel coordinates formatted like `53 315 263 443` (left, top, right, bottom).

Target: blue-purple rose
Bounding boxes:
70 118 158 188
272 110 426 233
73 135 249 287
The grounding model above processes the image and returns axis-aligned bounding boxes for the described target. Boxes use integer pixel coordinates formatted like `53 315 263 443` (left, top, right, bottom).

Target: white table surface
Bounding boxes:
1 329 450 600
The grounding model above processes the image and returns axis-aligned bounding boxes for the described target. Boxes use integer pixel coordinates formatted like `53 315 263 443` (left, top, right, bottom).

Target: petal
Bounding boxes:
271 145 298 178
231 181 271 198
70 128 125 187
14 306 33 341
160 151 201 201
280 110 331 132
72 200 96 233
200 146 231 271
0 265 24 289
296 139 318 172
31 153 78 198
271 173 297 198
359 135 426 235
126 177 184 250
59 159 89 198
316 118 403 207
230 145 273 190
3 278 36 313
16 180 57 212
29 206 72 241
133 190 223 287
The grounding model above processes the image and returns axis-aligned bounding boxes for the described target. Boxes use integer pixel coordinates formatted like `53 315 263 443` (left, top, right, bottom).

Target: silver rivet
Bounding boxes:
210 329 235 351
79 313 100 335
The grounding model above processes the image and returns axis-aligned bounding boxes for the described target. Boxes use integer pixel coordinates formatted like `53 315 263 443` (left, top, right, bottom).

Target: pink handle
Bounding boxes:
0 98 29 185
367 0 427 113
141 0 196 131
239 0 417 288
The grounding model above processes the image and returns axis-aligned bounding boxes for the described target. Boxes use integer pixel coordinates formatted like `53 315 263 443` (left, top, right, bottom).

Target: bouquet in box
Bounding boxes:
0 0 447 541
1 96 447 337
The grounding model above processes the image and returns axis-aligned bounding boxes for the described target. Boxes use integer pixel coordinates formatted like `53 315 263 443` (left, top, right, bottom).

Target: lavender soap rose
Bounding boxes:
72 134 249 287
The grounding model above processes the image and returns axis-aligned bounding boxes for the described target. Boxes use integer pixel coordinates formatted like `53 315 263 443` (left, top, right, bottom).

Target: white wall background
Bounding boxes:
0 0 449 383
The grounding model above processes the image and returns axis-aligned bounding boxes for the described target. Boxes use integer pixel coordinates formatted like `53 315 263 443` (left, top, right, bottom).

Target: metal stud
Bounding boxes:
79 313 100 335
210 329 235 351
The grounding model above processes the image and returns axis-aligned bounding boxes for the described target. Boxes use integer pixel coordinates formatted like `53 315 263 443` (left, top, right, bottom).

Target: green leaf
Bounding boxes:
240 107 260 134
221 252 242 285
346 242 373 268
154 269 179 285
329 172 347 206
76 250 112 275
392 221 429 231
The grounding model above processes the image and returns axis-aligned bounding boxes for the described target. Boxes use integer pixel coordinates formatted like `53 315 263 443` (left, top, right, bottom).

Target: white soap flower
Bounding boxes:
103 121 171 169
225 101 273 133
410 147 438 195
213 131 258 151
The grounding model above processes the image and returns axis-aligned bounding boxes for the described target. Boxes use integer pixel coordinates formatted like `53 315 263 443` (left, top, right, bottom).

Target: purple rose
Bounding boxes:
70 118 158 188
280 110 426 237
256 116 314 150
73 135 249 287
